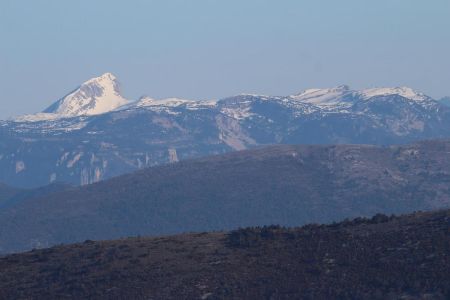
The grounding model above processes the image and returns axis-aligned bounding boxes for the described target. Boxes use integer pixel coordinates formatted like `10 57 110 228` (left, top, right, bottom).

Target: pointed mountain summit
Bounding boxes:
43 73 131 117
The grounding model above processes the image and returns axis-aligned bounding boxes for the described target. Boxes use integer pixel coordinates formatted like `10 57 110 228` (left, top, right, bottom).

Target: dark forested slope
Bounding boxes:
0 182 71 209
0 183 20 204
0 209 449 299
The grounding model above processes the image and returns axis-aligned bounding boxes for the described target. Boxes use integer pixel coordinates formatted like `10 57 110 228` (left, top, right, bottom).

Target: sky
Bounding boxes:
0 0 449 119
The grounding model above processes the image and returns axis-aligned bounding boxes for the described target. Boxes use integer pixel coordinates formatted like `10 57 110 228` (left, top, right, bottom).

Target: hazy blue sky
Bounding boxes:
1 0 449 119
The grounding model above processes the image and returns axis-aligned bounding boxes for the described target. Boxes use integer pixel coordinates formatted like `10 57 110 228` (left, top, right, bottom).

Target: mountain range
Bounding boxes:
1 140 450 254
2 73 450 187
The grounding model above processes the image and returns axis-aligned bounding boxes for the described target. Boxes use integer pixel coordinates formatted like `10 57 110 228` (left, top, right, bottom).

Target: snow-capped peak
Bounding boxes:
290 85 352 107
43 73 131 117
289 85 434 106
359 87 429 101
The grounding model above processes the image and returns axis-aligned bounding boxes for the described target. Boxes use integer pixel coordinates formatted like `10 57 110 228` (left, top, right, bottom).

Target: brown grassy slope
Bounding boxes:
0 209 449 299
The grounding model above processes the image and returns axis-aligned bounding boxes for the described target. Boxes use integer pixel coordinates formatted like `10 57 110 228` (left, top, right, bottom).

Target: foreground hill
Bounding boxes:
3 73 450 188
1 140 450 254
0 209 448 299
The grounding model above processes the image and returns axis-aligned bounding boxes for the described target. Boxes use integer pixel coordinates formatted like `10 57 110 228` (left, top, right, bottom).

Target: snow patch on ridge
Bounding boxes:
14 113 62 122
135 97 194 107
359 87 429 101
290 85 353 107
124 96 218 114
